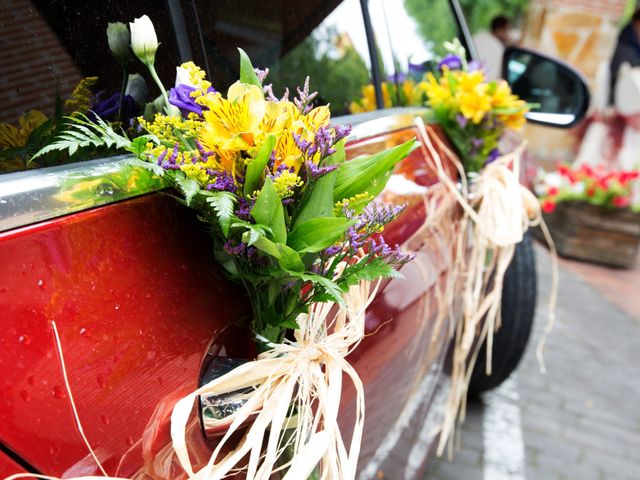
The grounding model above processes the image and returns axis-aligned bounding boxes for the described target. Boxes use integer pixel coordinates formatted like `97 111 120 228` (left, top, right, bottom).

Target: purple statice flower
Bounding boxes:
486 148 501 165
469 137 484 157
333 124 352 142
369 236 415 265
346 226 366 251
254 67 269 83
160 144 181 170
293 133 312 156
206 171 237 193
357 202 405 230
455 113 468 128
307 127 336 158
264 84 289 102
223 240 246 256
281 197 295 206
196 140 213 161
305 160 338 180
322 245 343 258
235 198 252 221
438 54 463 72
293 77 318 114
169 84 204 116
91 92 138 123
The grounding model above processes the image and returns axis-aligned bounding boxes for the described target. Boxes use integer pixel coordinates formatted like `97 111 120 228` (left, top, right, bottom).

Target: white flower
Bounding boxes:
129 15 158 65
125 74 148 106
175 65 196 88
543 172 563 188
570 182 585 195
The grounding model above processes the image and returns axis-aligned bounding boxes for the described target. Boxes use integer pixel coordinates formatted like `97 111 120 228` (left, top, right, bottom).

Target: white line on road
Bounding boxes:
482 375 527 480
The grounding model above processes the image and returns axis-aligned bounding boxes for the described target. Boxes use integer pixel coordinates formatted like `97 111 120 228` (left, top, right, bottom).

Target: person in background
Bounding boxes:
609 8 640 104
473 15 514 80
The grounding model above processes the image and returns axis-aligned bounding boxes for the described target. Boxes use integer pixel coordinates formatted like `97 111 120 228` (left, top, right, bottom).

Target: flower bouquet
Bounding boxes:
32 14 417 480
535 164 640 267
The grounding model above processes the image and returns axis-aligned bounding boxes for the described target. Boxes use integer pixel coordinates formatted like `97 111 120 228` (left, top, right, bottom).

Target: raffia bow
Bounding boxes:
414 118 558 455
171 279 377 480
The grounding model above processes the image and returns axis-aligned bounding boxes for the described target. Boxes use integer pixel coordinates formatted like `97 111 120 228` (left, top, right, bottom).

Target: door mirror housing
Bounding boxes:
503 46 590 128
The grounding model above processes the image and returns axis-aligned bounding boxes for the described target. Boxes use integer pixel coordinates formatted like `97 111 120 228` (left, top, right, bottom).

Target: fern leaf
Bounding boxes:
205 191 236 237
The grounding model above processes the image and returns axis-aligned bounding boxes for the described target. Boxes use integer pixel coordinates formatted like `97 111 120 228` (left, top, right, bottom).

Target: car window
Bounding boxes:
350 0 461 111
0 0 371 175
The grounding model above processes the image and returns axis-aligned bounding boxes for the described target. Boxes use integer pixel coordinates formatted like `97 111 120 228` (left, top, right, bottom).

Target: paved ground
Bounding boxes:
424 245 640 480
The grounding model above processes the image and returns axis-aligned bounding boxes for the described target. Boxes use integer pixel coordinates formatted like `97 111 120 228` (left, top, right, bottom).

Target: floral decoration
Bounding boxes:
535 164 640 214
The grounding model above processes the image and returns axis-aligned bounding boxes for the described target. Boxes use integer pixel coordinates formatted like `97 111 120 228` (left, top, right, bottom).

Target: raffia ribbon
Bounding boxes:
170 279 376 480
413 118 558 456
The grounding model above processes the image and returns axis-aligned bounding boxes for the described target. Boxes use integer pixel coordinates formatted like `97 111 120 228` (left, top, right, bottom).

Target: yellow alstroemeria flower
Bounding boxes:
424 73 453 109
0 110 48 148
200 81 266 152
458 87 491 124
456 70 485 94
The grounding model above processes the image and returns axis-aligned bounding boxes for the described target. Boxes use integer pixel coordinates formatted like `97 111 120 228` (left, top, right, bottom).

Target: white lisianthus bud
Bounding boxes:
129 15 158 66
107 22 132 65
175 65 196 88
125 73 148 106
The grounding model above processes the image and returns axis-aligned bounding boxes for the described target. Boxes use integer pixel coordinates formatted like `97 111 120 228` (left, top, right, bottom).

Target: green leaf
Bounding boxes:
174 173 200 206
238 48 263 91
251 177 287 244
338 257 402 288
287 217 354 253
127 135 154 158
333 139 418 202
293 141 346 227
243 233 304 272
128 158 165 177
295 273 345 306
205 191 236 237
244 135 275 197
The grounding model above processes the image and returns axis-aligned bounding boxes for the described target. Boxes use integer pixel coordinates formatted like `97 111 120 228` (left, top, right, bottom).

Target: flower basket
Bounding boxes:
538 201 640 268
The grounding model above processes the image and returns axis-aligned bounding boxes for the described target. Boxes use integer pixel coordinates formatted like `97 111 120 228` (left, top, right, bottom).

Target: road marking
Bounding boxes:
482 375 527 480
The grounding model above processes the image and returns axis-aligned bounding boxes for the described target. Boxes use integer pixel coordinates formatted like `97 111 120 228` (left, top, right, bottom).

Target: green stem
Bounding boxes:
147 63 171 114
117 65 129 123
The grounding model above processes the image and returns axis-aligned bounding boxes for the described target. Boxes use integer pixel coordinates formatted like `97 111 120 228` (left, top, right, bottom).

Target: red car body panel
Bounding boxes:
0 126 460 478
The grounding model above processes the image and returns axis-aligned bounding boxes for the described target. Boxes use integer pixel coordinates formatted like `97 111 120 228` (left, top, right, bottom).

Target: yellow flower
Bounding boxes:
272 170 303 198
199 81 266 152
456 70 485 94
177 61 213 98
424 73 453 108
349 84 377 113
0 110 48 148
458 87 491 124
65 77 98 113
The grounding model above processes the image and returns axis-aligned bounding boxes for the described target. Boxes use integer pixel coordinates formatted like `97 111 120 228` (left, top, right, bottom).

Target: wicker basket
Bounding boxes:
538 201 640 268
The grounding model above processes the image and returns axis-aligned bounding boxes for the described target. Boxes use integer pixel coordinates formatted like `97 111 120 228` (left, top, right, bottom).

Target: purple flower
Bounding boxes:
438 54 463 72
91 92 138 122
346 226 365 251
468 60 484 73
169 84 204 116
486 148 500 164
223 240 246 256
293 77 318 114
455 113 468 128
159 144 181 170
235 198 252 220
206 171 237 193
357 202 405 230
408 62 427 75
305 161 338 180
333 124 352 142
387 72 407 83
322 245 342 258
369 236 415 265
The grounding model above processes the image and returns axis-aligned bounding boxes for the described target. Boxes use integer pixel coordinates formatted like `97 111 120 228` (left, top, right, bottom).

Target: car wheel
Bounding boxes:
468 232 537 395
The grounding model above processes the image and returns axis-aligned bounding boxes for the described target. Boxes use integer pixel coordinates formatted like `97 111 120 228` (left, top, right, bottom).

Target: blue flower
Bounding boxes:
438 54 463 72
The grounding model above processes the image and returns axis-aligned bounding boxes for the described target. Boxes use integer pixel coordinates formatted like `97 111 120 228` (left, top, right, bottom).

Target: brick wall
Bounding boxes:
0 0 81 123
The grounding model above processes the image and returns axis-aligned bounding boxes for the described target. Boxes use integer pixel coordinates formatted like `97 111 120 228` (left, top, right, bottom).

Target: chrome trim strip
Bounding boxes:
0 108 431 233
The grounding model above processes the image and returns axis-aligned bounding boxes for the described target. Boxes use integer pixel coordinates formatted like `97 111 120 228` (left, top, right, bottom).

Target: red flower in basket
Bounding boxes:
612 196 631 208
541 199 556 213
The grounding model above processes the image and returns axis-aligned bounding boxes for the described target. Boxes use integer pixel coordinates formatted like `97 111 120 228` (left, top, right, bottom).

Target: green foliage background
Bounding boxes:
404 0 530 53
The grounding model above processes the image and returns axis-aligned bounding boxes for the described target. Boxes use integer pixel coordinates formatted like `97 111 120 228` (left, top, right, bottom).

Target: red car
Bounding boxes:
0 0 587 478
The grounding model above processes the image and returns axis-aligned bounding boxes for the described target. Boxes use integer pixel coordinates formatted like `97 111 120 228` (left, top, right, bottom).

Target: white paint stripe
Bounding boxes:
358 364 442 480
482 375 527 480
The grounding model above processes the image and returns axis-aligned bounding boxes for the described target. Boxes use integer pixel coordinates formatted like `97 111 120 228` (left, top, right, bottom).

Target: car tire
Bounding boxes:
468 232 537 395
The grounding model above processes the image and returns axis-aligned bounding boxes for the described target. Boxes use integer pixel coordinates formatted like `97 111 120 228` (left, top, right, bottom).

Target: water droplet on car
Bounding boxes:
52 385 67 399
114 304 120 310
97 374 107 389
80 327 87 335
126 436 134 446
20 390 31 402
100 414 110 425
37 279 45 289
27 375 35 386
18 335 31 345
95 183 114 197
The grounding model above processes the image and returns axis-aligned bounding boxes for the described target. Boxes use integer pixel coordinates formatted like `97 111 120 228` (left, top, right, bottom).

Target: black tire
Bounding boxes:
468 232 537 394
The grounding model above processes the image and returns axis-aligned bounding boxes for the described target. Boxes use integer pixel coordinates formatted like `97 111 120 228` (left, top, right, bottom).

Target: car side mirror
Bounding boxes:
503 46 590 128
